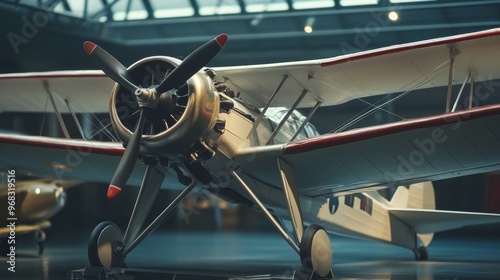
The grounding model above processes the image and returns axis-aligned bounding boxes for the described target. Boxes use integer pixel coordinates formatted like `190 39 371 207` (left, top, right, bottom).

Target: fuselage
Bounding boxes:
197 95 415 249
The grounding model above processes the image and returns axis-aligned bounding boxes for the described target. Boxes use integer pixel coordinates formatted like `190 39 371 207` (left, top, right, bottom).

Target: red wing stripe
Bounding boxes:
0 135 124 157
0 73 107 80
321 28 500 67
284 104 500 155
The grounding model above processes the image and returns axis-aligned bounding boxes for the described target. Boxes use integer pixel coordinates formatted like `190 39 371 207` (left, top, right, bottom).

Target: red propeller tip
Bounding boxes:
215 34 228 47
83 41 97 55
107 185 122 199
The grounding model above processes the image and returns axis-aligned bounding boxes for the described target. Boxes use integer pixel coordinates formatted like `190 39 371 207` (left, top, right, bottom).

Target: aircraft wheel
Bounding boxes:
88 221 125 269
34 230 46 255
299 224 333 278
414 246 428 261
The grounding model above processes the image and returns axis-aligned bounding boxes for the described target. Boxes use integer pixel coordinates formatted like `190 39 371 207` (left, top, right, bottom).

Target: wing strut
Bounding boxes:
445 46 459 113
469 75 475 109
43 80 70 138
266 89 309 145
64 99 86 139
290 101 322 142
247 74 289 138
451 70 472 112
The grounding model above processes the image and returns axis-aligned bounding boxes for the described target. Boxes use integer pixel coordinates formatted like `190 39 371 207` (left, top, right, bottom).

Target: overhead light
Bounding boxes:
388 11 399 22
304 16 315 33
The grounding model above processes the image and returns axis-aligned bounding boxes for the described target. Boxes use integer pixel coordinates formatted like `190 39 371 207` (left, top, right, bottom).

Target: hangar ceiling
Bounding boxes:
1 0 499 73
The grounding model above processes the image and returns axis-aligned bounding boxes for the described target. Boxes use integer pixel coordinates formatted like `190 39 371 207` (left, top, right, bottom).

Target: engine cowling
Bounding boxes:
109 56 220 158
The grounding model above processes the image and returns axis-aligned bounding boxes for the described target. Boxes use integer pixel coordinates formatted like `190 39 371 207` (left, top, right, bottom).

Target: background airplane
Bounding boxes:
1 29 500 279
0 177 68 255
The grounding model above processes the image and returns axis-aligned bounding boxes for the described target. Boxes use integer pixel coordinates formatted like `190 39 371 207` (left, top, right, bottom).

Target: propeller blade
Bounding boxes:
155 34 228 94
107 109 146 199
83 41 139 93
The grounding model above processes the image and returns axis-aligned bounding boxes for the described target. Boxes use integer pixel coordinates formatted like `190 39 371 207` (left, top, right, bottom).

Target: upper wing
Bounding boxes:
4 29 500 113
0 70 111 113
234 104 500 197
214 28 500 108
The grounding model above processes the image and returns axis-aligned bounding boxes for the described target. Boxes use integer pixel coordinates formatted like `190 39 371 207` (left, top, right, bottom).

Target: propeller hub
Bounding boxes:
136 88 160 109
143 91 178 122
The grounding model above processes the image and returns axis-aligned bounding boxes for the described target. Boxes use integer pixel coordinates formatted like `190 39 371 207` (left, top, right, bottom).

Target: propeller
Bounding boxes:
83 42 139 94
83 34 228 199
155 34 228 94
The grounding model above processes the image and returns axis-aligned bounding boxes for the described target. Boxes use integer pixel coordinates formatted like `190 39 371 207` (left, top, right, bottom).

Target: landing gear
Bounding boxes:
414 246 429 261
232 169 334 279
88 221 125 269
299 225 333 278
34 230 46 255
87 175 198 270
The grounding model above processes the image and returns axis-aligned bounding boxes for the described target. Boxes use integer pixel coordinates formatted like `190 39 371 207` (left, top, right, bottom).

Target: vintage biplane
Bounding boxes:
2 28 500 278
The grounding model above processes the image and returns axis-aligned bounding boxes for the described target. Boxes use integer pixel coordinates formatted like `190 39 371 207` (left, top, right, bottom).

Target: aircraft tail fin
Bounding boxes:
390 182 435 210
389 182 436 246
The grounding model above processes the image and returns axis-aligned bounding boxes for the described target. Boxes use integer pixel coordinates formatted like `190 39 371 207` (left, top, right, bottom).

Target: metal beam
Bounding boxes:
232 171 300 254
248 75 288 139
141 0 154 19
189 0 200 16
43 80 70 139
290 101 321 142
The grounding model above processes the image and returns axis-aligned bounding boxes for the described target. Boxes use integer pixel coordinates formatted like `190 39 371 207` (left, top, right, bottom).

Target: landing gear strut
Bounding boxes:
34 230 46 255
87 166 198 269
232 160 334 279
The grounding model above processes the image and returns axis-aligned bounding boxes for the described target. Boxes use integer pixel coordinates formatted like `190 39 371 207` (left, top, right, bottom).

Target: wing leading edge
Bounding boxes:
235 104 500 197
215 28 500 109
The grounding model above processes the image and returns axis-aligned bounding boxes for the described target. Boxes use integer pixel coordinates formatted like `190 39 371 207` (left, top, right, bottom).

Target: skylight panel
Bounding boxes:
245 0 289 13
151 0 195 18
340 0 378 6
197 0 241 16
293 0 334 10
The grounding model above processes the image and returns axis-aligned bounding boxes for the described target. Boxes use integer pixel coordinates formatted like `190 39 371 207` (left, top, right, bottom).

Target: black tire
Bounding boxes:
299 224 332 278
415 246 429 261
88 221 124 267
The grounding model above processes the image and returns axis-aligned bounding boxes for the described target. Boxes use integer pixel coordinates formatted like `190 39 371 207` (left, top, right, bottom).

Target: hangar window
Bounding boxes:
340 0 377 6
151 0 195 18
197 0 241 16
293 0 334 10
246 0 289 13
391 0 435 3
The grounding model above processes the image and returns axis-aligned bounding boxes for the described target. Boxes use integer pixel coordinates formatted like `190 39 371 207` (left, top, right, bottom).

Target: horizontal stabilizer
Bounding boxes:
390 208 500 234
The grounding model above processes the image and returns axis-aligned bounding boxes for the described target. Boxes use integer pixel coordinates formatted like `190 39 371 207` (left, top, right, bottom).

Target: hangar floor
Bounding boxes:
1 230 499 280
